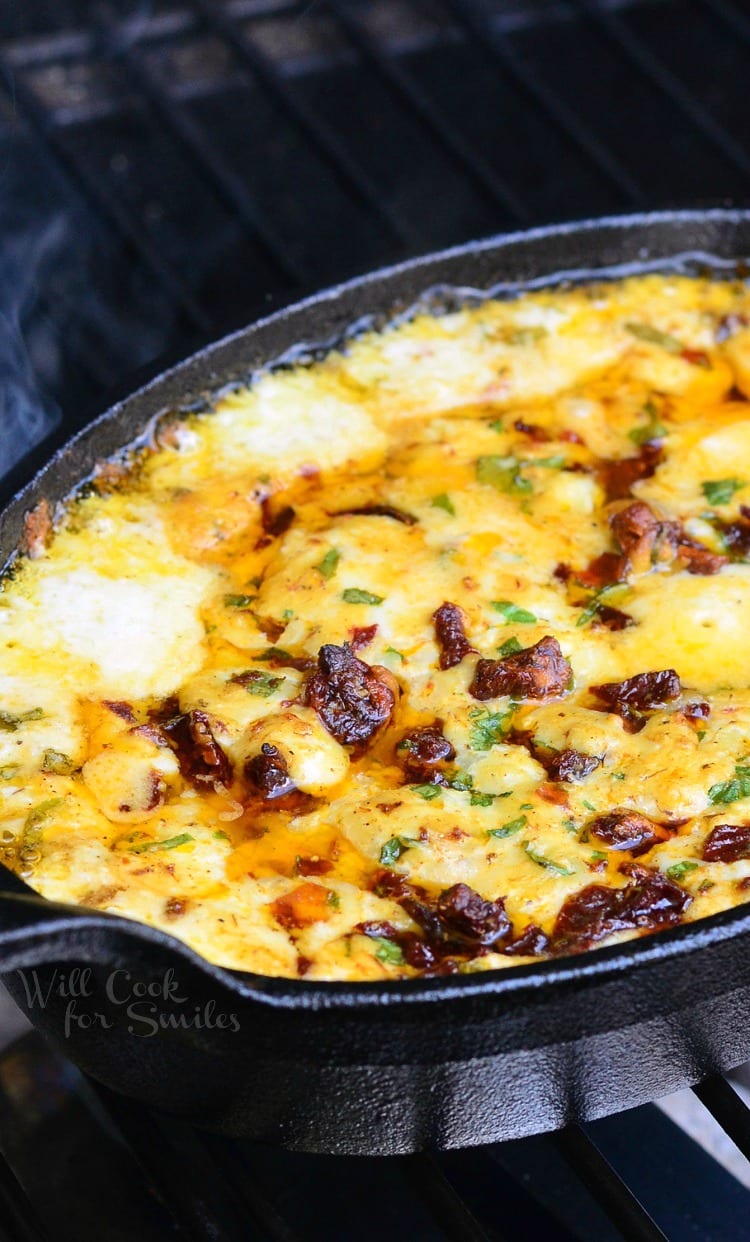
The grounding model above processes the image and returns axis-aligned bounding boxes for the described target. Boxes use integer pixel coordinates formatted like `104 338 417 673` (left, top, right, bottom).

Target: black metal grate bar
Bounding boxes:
0 56 212 333
328 0 528 225
553 1125 668 1242
189 0 423 249
92 1085 260 1242
405 1152 498 1242
700 0 750 44
92 6 307 286
445 0 646 205
693 1075 750 1164
0 1148 48 1242
571 0 750 180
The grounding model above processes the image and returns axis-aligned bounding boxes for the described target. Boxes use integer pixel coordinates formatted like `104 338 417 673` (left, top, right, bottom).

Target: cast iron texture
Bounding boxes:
2 211 750 1156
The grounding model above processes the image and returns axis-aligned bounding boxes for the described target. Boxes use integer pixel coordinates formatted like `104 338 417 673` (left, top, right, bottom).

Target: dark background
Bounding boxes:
2 0 750 497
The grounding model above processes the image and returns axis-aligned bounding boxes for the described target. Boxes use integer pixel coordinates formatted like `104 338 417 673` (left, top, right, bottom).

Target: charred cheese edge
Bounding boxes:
3 273 750 979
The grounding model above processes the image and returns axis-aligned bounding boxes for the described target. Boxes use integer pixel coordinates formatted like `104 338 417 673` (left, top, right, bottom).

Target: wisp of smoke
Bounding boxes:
0 219 64 477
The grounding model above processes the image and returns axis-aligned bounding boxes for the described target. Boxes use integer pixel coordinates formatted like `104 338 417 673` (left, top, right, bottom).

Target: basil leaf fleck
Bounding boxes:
431 493 456 516
488 814 527 839
342 588 384 605
523 841 574 876
315 548 341 580
665 860 699 882
492 600 537 624
701 478 745 507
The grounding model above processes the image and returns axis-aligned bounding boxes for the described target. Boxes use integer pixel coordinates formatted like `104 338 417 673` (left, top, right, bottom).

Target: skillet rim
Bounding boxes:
4 205 750 1009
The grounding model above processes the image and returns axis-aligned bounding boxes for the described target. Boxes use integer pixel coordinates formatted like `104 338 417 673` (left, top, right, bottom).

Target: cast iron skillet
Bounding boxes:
2 210 750 1156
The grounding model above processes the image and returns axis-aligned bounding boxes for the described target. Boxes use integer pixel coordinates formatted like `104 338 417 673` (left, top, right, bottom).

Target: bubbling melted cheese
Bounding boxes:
5 273 750 980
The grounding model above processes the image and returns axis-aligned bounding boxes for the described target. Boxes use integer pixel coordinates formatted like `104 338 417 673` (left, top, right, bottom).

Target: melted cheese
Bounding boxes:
4 272 750 980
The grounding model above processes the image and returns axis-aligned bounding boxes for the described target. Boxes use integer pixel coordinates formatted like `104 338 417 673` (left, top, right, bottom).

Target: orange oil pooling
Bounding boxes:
226 821 372 886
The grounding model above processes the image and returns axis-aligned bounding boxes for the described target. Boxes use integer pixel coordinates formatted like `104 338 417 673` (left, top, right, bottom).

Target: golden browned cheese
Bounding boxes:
4 273 750 979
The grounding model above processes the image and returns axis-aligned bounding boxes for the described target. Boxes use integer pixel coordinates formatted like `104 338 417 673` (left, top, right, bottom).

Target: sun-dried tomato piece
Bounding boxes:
349 624 378 651
577 551 625 589
103 700 137 723
334 503 417 526
163 710 232 789
304 642 395 750
702 823 750 863
503 923 550 956
591 669 681 732
610 501 679 575
552 863 691 952
357 921 437 970
513 418 550 442
260 497 295 537
599 444 663 501
683 700 710 723
548 748 600 783
675 537 728 575
719 515 750 560
244 743 295 800
433 601 476 670
594 605 634 631
469 636 572 702
435 883 510 946
588 810 660 855
295 856 334 876
396 722 455 785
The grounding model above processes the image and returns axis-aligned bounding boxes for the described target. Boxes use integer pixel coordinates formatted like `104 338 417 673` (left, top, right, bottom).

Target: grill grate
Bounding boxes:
0 1030 748 1242
1 0 750 480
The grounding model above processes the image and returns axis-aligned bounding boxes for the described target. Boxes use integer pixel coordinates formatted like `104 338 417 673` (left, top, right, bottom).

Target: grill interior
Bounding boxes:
2 0 750 487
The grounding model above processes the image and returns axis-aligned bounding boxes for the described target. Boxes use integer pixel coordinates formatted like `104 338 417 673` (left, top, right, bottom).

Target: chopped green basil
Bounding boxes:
213 830 230 842
241 671 285 698
447 771 473 792
488 814 527 839
223 594 255 609
529 455 566 469
468 705 514 751
476 455 532 495
581 799 597 812
470 791 495 807
385 646 405 662
590 851 608 862
498 636 523 657
342 588 384 605
708 763 750 805
611 771 626 781
523 841 574 876
379 835 418 865
315 547 341 580
701 478 745 507
411 784 441 801
326 890 341 909
374 938 405 965
24 798 63 832
129 833 194 854
489 418 504 433
665 860 699 882
0 707 44 732
629 410 667 445
431 493 456 516
491 600 537 624
41 750 74 775
625 322 683 353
